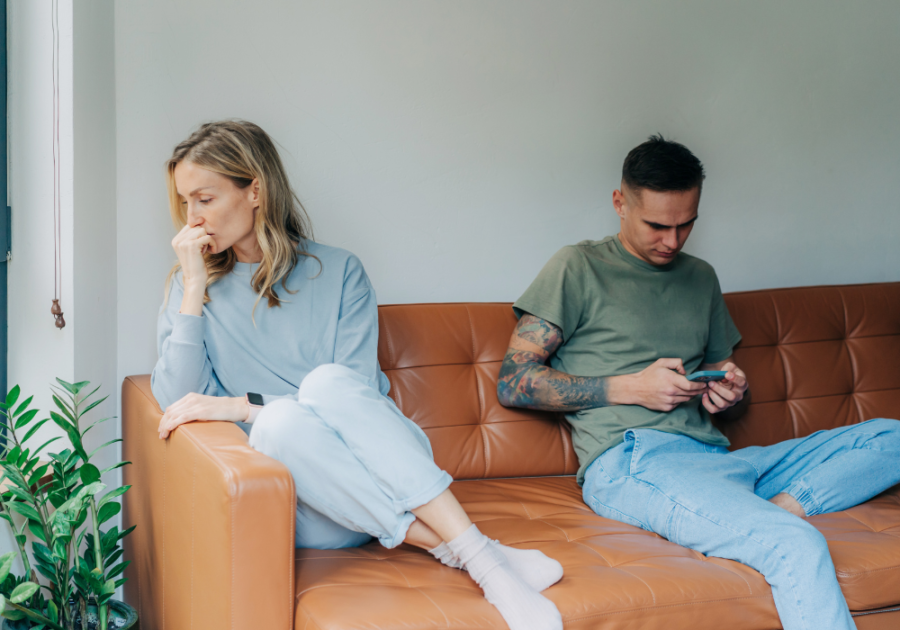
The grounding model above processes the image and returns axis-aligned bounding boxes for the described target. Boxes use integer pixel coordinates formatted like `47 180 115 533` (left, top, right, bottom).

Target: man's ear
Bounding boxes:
612 188 627 220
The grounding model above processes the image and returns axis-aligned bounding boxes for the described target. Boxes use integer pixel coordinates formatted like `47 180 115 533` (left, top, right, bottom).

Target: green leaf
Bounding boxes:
104 548 123 566
14 409 39 430
32 543 52 564
71 380 90 394
49 411 73 432
79 395 108 418
101 578 116 595
5 385 21 409
88 437 122 458
100 461 131 475
48 491 67 509
10 502 42 523
118 524 136 540
10 581 39 604
12 396 33 418
52 538 67 562
47 600 58 623
21 419 51 445
99 485 130 507
101 526 119 556
5 446 20 465
98 501 120 525
54 378 78 396
79 464 101 485
27 463 50 487
0 551 16 582
114 577 128 588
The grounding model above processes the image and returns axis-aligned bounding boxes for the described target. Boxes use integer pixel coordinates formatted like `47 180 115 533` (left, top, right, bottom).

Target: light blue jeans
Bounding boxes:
582 420 900 630
249 364 453 550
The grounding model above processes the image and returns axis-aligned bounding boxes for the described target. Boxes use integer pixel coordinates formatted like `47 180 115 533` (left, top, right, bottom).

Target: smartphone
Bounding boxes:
687 370 728 383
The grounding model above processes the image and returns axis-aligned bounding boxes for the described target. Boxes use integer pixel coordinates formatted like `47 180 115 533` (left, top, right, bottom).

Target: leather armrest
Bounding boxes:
122 376 296 629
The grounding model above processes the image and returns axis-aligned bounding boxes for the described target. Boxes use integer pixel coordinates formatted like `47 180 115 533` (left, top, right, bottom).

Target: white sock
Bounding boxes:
447 525 562 630
429 540 563 592
490 540 564 592
429 541 463 569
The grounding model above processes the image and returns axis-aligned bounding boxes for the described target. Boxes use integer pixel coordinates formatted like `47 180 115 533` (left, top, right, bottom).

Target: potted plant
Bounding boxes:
0 379 137 629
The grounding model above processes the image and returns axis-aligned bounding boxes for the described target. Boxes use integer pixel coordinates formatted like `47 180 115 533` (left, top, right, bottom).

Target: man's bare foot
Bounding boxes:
770 493 807 518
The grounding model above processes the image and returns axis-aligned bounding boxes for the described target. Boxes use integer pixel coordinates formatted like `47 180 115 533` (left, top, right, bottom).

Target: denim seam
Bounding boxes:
725 453 763 478
630 473 812 630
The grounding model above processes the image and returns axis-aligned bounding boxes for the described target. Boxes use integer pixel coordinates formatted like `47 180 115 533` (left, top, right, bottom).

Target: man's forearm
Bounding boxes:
497 349 616 411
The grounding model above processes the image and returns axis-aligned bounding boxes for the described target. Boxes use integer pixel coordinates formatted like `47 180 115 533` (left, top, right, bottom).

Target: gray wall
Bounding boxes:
116 0 900 385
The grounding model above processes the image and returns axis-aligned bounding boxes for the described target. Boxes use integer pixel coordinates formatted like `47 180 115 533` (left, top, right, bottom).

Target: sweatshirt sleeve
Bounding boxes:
333 255 390 394
150 272 221 410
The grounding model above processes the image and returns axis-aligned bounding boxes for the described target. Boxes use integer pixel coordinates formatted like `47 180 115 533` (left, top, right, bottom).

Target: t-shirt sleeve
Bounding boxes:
513 246 586 341
704 273 742 364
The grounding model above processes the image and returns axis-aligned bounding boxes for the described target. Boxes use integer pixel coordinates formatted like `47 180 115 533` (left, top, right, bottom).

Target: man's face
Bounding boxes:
613 184 700 266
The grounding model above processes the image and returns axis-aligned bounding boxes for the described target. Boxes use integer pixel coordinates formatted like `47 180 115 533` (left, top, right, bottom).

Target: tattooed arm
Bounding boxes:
497 314 707 412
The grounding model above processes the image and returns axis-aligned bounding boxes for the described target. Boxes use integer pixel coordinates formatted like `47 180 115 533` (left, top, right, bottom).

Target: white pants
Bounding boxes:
249 364 453 549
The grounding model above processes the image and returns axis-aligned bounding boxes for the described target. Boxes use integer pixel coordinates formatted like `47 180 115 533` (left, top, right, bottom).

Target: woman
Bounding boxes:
150 120 563 630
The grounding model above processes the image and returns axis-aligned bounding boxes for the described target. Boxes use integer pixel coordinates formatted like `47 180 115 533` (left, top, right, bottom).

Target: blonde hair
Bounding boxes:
164 120 318 318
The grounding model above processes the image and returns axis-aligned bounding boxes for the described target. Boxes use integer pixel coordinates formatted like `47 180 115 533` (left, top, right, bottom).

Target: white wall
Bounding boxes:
6 0 76 568
6 0 117 561
115 0 900 385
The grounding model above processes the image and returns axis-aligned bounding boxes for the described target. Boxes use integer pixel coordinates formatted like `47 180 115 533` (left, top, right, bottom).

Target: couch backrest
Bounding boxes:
377 283 900 480
720 282 900 449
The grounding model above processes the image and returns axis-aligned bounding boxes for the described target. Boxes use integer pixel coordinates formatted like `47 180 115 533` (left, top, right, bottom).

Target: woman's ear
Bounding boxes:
249 178 261 206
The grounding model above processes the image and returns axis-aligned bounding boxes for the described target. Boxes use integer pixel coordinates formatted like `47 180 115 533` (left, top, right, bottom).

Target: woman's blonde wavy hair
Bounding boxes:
164 120 318 319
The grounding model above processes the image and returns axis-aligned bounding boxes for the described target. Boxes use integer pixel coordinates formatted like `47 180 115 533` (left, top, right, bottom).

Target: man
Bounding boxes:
497 135 900 630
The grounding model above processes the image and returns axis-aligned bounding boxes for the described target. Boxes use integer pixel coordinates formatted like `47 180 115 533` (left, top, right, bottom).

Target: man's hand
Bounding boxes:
700 362 748 415
618 358 708 412
158 393 249 439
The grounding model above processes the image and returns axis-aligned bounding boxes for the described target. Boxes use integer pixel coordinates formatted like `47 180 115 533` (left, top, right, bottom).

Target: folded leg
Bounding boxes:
736 418 900 515
583 429 854 630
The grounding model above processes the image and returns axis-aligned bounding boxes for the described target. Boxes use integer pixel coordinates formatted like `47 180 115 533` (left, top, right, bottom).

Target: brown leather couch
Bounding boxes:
122 282 900 629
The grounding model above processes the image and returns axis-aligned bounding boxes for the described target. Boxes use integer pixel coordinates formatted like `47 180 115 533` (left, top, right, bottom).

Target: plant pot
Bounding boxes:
2 599 138 630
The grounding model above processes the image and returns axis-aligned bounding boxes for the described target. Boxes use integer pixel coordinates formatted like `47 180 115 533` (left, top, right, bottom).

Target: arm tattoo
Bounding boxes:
497 314 611 412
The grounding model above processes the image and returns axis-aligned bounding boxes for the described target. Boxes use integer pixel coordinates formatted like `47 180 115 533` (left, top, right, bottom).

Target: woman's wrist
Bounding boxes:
233 396 251 422
179 282 206 316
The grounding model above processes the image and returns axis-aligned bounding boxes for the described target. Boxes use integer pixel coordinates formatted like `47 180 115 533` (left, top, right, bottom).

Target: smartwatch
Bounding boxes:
245 392 264 423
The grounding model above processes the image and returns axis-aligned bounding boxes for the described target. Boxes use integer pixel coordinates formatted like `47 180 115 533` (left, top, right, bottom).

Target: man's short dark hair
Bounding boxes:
622 134 705 194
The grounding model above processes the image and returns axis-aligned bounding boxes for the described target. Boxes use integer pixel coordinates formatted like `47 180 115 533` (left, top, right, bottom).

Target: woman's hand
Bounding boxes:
158 393 249 439
172 225 213 316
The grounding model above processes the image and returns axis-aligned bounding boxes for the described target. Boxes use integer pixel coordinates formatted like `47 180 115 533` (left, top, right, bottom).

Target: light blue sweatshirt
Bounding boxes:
151 240 390 411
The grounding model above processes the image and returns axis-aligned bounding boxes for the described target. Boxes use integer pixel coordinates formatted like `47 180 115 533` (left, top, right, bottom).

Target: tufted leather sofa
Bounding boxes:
122 282 900 629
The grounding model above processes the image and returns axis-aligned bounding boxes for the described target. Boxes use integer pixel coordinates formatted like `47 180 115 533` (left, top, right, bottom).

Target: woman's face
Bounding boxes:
173 160 260 257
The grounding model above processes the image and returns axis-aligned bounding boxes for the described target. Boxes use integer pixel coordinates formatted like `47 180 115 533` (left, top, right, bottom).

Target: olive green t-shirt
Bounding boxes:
514 235 742 484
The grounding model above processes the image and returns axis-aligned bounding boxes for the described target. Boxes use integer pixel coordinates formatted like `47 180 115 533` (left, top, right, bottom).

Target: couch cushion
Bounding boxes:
294 477 780 630
810 484 900 610
294 478 900 629
378 303 579 480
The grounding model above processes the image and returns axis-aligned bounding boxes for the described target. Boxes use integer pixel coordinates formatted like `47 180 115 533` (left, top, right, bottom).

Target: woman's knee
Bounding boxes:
299 363 369 397
249 399 320 453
